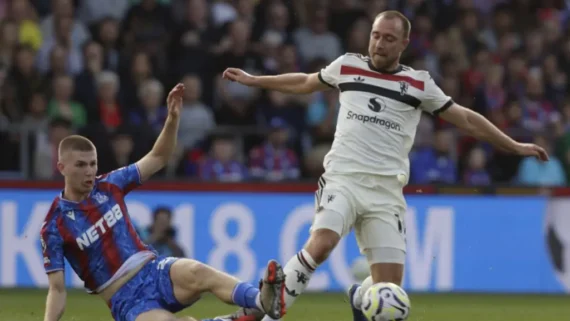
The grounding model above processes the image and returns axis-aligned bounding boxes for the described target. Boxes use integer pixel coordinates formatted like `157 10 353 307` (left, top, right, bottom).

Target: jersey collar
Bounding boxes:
58 187 95 206
367 61 403 74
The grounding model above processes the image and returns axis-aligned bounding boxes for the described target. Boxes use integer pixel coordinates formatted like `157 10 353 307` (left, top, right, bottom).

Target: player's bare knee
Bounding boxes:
305 229 340 263
176 259 215 293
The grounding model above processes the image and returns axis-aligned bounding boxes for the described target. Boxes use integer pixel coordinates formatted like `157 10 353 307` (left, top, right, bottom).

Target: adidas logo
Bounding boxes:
354 76 365 82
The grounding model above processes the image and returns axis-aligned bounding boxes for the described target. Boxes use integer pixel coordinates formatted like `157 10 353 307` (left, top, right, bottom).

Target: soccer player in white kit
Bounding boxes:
221 10 549 321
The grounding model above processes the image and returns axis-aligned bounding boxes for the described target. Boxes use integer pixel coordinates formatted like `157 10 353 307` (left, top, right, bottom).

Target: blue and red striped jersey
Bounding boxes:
40 163 155 293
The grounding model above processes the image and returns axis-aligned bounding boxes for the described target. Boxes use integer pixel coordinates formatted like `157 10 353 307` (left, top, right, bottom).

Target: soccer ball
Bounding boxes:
361 282 411 321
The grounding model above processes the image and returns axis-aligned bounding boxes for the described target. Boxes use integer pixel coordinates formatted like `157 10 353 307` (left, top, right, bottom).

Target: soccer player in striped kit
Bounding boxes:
41 83 286 321
221 10 548 321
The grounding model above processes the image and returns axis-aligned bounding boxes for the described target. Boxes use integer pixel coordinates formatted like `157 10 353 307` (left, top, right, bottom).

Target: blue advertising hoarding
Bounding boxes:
0 189 567 293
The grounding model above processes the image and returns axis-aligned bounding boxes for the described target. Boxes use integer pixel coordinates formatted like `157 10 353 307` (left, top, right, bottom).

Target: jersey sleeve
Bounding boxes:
420 74 454 116
41 218 65 273
318 55 345 88
100 163 142 195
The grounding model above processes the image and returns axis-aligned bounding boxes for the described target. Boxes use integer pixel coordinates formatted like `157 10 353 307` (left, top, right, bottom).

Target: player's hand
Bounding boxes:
514 142 549 161
166 83 185 118
222 68 257 86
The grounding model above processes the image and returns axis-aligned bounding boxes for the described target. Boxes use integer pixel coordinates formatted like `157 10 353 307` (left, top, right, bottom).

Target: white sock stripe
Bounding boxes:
300 249 318 269
297 250 317 271
296 253 311 272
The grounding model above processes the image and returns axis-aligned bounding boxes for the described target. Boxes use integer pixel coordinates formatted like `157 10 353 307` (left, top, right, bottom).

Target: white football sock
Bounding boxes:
353 276 374 310
261 249 318 321
255 293 262 311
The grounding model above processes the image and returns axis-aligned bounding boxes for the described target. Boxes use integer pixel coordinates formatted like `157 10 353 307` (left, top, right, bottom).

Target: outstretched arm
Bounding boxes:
44 271 66 321
222 69 329 94
439 104 549 161
136 83 185 182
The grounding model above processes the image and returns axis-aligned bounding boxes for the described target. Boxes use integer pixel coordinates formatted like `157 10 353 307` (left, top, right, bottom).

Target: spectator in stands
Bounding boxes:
77 0 129 27
519 73 557 132
517 135 566 186
109 126 135 169
178 74 215 150
33 117 72 179
171 0 215 78
3 44 45 125
473 63 507 116
39 0 89 49
198 134 247 182
144 206 185 257
129 78 167 135
463 147 491 186
9 0 42 51
210 0 238 27
214 19 261 126
120 52 153 111
21 91 48 131
0 19 18 80
121 0 172 74
95 71 124 130
48 74 86 128
249 117 300 181
293 7 341 63
410 129 457 184
74 41 104 113
345 17 370 56
95 18 121 72
261 89 307 140
542 53 567 107
37 16 82 75
251 1 291 69
44 45 69 84
254 0 291 45
306 88 338 145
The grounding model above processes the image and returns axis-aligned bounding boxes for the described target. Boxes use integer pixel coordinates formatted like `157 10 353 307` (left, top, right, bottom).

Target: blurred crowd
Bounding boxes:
0 0 569 186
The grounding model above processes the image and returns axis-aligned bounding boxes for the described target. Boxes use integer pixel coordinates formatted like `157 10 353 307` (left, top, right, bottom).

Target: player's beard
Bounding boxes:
371 53 398 71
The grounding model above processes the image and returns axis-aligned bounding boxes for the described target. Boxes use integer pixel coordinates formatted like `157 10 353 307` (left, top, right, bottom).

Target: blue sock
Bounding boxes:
231 282 260 309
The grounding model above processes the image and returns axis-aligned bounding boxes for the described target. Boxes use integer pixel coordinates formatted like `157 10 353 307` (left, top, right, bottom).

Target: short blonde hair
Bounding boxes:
375 10 411 39
58 135 95 159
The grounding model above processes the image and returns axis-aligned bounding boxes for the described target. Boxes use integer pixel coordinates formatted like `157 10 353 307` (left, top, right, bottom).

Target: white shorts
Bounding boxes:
311 172 407 254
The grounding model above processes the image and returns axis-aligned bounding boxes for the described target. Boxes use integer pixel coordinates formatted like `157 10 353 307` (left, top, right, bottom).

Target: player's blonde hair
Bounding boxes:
375 10 411 39
58 135 96 159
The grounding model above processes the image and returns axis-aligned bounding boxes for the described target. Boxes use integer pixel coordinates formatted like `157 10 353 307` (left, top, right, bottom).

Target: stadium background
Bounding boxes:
1 0 570 320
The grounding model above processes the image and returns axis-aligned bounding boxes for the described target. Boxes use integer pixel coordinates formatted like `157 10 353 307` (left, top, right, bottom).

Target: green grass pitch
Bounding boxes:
1 289 569 321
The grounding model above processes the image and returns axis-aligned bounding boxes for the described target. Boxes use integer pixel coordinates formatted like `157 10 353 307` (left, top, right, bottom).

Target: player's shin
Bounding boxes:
188 262 261 310
231 282 263 310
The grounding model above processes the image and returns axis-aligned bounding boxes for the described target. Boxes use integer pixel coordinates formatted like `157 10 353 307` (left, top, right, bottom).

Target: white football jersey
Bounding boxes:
319 53 453 178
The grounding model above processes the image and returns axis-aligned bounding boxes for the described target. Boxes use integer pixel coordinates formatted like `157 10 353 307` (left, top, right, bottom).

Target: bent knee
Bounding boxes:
305 228 341 263
172 259 214 292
